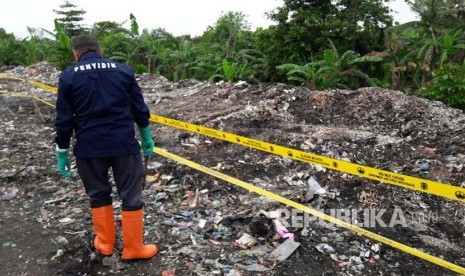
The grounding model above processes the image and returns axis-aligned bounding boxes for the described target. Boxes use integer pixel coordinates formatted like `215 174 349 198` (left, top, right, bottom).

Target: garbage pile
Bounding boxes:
1 62 465 275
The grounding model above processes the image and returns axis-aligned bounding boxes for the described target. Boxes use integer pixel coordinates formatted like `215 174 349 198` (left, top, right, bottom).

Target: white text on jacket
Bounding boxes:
74 62 117 72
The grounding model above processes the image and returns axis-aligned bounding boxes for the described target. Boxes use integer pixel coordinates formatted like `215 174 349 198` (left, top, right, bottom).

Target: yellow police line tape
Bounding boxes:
0 73 58 93
153 147 465 274
150 115 465 204
0 90 56 108
2 73 464 204
1 79 464 273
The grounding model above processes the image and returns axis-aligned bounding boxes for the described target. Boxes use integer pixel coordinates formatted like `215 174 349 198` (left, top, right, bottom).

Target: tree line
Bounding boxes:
1 0 465 110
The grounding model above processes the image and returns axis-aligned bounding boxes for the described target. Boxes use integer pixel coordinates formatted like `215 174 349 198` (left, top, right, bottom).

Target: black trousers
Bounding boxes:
76 153 144 211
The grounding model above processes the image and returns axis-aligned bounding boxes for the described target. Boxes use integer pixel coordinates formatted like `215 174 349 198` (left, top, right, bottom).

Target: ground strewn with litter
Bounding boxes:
1 62 465 275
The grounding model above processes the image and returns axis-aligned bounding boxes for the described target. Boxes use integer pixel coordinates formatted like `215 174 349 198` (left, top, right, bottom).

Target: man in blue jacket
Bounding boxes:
55 34 157 260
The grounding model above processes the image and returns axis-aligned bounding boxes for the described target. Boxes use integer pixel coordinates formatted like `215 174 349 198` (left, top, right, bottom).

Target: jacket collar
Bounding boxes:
78 51 102 62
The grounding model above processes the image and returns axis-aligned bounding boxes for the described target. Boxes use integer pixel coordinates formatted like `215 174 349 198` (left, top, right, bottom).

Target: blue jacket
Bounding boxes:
55 52 150 158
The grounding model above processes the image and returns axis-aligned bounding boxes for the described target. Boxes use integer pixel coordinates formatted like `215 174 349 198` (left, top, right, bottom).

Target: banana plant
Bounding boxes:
386 0 465 91
107 38 142 68
209 58 257 83
139 30 170 75
439 31 465 67
276 62 323 90
277 40 382 90
188 42 223 80
235 48 265 78
157 39 200 81
51 19 73 69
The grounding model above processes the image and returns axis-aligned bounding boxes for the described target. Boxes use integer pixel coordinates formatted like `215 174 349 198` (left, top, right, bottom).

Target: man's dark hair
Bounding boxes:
72 34 100 54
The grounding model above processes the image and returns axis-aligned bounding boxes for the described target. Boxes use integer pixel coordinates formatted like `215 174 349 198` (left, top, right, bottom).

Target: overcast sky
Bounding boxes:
1 0 417 39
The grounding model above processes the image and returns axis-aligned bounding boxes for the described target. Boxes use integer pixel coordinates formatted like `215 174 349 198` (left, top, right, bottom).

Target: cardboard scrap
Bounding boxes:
270 239 301 262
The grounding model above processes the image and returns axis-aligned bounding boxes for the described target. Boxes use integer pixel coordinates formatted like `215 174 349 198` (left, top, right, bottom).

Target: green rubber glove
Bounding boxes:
139 126 154 157
57 150 73 178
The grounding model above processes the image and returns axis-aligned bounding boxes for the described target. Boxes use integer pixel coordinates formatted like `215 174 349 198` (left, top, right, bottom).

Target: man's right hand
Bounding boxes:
57 150 73 178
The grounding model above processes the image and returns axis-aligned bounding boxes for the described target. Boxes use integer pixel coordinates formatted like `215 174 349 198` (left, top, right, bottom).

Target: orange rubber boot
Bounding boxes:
91 205 116 256
121 209 158 260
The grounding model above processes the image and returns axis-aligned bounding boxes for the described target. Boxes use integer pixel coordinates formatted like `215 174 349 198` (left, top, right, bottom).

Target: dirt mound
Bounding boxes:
1 63 465 275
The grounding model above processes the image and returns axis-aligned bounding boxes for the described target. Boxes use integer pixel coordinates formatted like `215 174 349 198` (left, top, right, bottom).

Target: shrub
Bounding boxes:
133 63 148 74
420 64 465 110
